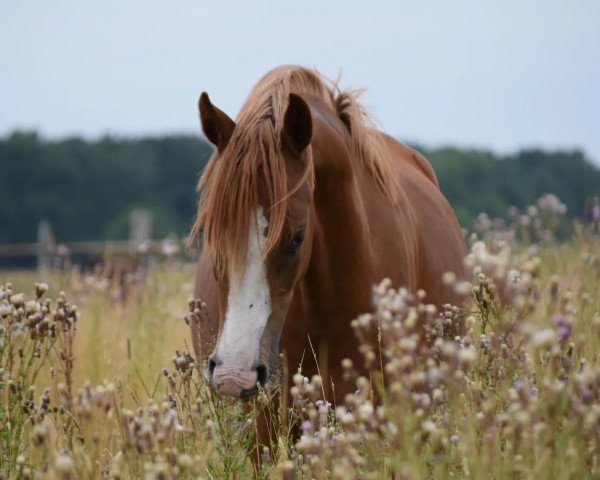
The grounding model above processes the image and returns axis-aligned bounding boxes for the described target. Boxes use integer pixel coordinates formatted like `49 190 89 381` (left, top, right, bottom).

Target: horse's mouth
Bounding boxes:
239 363 272 400
239 384 260 400
206 361 273 400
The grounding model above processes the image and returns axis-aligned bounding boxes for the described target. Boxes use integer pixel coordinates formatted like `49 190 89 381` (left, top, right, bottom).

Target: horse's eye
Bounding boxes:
287 229 305 254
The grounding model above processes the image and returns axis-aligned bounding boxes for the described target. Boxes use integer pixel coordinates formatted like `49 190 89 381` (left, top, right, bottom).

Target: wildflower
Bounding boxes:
32 422 50 447
513 380 524 391
35 283 48 297
527 206 538 217
261 446 272 464
442 271 457 285
279 460 296 480
358 402 374 421
450 434 459 443
300 420 313 433
458 347 478 363
519 215 531 226
558 325 571 342
293 372 305 386
339 412 355 426
454 281 472 296
421 419 436 433
161 236 180 257
10 294 25 307
507 269 520 284
531 328 555 348
529 386 539 397
55 451 74 473
537 193 567 215
205 420 214 440
581 388 594 404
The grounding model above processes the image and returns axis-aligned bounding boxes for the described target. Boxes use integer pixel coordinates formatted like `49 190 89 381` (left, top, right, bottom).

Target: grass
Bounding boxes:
2 264 192 391
1 200 600 479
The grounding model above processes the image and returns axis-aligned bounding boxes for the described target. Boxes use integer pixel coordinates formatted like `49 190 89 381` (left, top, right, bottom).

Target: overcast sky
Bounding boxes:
1 1 599 163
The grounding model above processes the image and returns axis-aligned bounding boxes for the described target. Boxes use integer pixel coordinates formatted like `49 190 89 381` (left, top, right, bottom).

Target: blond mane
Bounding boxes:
191 65 397 271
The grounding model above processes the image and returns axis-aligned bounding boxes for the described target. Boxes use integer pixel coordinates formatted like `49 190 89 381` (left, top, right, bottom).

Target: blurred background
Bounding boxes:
1 0 599 267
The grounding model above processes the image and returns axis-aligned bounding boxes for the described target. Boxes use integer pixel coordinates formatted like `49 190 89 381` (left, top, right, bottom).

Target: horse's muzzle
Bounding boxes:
209 356 268 399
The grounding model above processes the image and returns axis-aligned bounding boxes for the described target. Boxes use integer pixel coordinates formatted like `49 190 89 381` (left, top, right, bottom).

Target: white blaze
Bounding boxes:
216 209 271 368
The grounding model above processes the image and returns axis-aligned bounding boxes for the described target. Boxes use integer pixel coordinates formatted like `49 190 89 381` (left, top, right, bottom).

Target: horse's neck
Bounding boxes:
305 111 376 300
311 107 371 235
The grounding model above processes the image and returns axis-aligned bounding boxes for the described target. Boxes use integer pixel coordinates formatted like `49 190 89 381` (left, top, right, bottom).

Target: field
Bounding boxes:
1 199 600 479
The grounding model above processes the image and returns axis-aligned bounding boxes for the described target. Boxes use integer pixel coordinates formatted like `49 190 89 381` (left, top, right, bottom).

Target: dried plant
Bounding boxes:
1 193 599 479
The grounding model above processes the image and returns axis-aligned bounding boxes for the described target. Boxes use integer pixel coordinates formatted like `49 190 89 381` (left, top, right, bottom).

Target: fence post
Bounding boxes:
129 209 153 248
37 220 54 270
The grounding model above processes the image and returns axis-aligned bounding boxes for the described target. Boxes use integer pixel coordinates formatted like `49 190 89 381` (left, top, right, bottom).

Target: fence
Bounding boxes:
0 211 192 269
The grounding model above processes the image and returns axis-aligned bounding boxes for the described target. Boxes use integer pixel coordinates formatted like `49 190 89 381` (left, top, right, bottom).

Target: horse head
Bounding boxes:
196 91 315 399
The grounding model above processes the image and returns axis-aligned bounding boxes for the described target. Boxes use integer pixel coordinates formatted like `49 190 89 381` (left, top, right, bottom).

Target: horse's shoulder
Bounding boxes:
381 134 440 189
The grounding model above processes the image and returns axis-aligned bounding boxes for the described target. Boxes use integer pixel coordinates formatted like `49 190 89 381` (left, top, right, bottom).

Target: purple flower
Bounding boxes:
558 325 571 341
316 400 332 409
513 380 524 391
300 420 312 433
450 434 459 443
529 386 539 397
553 313 565 326
582 388 594 404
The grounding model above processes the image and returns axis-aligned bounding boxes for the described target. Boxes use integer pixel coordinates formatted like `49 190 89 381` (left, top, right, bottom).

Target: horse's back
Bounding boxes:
384 136 440 189
382 135 467 306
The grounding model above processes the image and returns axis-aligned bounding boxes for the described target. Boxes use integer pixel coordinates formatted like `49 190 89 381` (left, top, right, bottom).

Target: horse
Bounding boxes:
190 65 467 404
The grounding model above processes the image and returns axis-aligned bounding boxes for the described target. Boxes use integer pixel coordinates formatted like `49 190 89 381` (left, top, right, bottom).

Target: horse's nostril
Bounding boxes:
207 355 221 379
255 364 268 385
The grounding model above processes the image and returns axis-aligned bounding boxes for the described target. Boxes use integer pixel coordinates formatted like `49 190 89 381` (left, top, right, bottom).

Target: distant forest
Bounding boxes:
1 131 599 245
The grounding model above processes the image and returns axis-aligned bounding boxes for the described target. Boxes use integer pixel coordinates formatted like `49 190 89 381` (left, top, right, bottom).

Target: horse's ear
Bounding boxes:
282 93 312 157
198 92 236 150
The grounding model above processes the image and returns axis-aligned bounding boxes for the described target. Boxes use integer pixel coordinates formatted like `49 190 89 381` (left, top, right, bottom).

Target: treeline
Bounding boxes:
424 147 600 225
1 131 599 245
0 132 212 245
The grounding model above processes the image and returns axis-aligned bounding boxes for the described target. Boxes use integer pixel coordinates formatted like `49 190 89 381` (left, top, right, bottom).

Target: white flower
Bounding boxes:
55 452 74 473
9 294 24 306
421 419 436 433
458 347 478 363
507 269 520 284
531 328 555 347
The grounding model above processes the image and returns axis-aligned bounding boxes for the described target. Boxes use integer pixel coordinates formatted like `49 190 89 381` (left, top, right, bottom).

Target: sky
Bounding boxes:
1 1 599 164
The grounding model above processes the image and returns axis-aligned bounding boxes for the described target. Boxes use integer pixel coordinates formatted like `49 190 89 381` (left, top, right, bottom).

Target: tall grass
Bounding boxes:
1 196 599 479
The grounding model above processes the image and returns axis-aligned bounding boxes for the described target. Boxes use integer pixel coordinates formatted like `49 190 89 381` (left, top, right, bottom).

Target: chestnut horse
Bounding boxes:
190 66 466 402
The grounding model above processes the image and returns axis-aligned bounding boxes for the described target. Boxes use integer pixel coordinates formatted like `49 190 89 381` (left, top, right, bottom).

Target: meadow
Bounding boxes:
1 194 600 479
